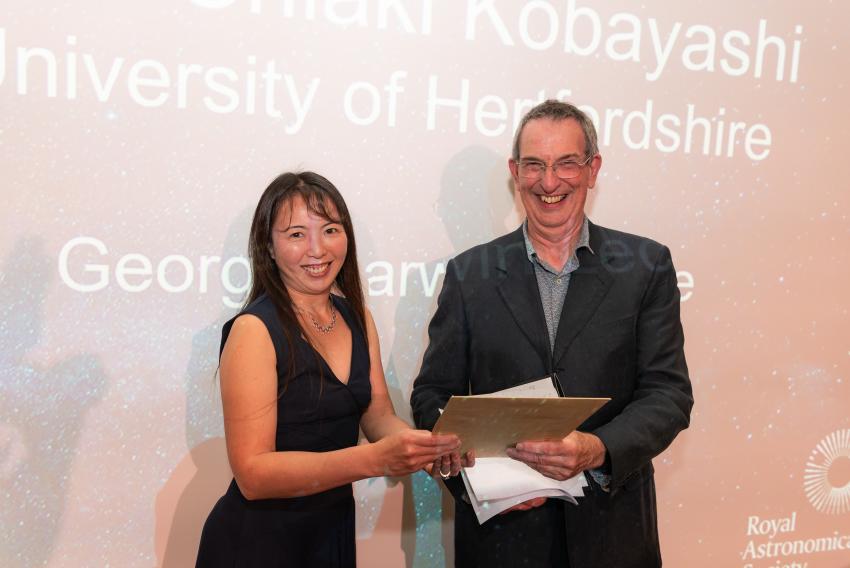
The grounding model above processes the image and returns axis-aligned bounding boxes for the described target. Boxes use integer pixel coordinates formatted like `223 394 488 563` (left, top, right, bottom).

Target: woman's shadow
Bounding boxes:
154 210 251 568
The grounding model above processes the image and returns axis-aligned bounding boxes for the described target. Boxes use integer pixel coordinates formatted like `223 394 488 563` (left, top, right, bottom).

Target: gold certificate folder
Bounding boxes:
433 396 610 457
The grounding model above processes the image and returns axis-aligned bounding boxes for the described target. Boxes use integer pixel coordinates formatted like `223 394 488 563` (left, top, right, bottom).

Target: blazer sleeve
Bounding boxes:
592 245 693 490
410 258 470 500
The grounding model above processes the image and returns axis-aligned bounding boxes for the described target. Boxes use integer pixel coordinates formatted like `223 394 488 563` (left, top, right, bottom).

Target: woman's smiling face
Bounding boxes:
270 195 348 299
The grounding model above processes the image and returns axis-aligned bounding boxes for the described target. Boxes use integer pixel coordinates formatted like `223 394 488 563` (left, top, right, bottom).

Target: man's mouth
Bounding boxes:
303 262 331 276
539 194 566 204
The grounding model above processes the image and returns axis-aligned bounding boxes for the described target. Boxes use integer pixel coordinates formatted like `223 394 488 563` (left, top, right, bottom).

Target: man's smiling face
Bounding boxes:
509 117 601 237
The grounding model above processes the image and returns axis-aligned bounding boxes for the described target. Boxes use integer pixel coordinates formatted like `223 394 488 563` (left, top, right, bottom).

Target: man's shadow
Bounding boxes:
383 146 521 567
0 237 107 567
155 210 251 568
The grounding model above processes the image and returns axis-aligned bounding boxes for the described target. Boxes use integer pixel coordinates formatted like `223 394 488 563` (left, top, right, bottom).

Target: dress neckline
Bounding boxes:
299 295 355 387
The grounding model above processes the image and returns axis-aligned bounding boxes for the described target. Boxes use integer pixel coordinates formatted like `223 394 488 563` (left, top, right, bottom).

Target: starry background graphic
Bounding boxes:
1 1 848 567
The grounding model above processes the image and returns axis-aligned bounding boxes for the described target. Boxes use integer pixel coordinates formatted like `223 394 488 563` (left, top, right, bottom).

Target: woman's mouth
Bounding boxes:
302 262 331 276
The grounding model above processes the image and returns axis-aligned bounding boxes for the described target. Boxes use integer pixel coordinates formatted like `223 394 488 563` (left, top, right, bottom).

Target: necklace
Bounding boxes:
305 299 336 334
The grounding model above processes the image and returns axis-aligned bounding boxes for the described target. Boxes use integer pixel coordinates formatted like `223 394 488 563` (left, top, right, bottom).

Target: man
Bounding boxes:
410 100 693 567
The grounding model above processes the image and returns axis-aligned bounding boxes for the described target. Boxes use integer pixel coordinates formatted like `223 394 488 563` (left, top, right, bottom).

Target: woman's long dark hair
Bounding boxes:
245 171 368 384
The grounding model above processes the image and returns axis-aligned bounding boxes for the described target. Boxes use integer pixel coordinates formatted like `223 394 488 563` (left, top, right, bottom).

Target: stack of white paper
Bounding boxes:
461 457 588 524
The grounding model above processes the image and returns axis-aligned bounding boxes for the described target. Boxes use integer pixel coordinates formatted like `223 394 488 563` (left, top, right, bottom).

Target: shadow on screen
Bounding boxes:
155 437 231 568
383 146 517 567
0 237 107 567
154 209 250 567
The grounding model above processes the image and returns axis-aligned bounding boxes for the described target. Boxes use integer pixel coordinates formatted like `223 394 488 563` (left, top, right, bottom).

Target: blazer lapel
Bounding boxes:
495 229 551 367
552 226 614 366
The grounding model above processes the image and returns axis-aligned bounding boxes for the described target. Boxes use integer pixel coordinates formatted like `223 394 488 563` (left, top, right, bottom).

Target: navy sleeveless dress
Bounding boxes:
196 294 371 567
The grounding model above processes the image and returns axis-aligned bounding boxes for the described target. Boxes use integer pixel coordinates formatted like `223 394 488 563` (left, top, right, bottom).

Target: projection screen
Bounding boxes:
2 1 848 566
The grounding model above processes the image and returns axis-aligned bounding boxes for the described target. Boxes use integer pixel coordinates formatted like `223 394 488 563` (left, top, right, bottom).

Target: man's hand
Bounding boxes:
505 431 606 481
499 496 548 515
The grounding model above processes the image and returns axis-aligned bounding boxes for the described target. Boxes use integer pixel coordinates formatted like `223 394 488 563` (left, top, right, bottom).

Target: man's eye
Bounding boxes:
555 162 580 172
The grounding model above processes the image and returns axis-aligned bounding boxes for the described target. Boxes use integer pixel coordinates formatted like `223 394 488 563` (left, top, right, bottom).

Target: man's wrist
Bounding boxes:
587 433 608 469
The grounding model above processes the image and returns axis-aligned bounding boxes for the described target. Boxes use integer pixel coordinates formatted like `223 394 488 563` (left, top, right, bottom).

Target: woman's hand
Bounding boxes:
428 448 475 481
373 430 460 477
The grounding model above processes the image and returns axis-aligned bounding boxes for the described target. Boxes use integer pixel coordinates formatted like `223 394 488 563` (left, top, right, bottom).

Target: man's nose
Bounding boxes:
541 166 560 192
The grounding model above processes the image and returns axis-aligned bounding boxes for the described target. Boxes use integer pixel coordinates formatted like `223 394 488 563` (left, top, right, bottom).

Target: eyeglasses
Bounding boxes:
517 155 594 181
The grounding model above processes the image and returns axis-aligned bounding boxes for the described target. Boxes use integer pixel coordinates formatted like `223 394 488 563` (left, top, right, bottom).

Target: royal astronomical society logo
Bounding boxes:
804 429 850 515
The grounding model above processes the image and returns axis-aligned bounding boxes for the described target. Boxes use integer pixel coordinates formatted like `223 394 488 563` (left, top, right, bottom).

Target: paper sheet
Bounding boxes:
460 457 587 524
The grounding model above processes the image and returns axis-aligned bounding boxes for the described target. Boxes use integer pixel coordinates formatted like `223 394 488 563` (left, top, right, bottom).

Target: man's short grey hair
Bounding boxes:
511 100 599 162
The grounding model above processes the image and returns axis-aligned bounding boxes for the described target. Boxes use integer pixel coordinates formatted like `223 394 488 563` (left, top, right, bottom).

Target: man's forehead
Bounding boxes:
519 117 586 155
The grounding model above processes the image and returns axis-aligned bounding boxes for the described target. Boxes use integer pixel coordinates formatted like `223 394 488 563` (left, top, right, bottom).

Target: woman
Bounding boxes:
196 172 462 567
